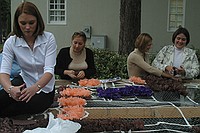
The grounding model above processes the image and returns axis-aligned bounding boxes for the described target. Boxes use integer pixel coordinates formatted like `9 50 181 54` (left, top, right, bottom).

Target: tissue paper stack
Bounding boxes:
23 113 81 133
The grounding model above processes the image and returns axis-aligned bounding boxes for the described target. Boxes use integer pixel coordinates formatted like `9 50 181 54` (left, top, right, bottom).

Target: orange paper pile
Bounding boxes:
57 87 91 120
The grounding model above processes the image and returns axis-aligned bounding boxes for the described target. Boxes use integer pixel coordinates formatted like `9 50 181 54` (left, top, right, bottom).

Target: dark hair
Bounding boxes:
12 1 45 37
71 31 87 43
172 27 190 45
135 33 152 53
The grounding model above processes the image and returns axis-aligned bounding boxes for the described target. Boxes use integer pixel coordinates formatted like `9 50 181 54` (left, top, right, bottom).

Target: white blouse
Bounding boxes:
0 31 57 93
173 46 184 68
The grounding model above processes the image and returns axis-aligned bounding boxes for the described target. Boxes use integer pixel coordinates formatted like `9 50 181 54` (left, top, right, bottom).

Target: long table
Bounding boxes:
55 79 200 118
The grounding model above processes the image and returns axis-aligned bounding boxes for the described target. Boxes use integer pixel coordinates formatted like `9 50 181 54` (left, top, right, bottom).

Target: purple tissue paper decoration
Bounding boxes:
96 85 153 100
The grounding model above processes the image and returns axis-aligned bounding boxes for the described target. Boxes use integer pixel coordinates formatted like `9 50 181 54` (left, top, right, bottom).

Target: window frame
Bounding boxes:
47 0 67 25
167 0 186 32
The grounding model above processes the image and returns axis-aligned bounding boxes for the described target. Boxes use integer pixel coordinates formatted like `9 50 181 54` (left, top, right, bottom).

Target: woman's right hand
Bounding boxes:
9 84 25 101
64 70 76 78
165 66 174 73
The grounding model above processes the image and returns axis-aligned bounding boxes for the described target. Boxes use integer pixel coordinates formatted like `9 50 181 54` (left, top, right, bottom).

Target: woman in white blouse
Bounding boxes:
0 2 57 117
152 27 199 79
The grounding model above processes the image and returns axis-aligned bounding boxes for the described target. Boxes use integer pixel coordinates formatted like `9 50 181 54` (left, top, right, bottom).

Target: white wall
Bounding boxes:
11 0 120 53
185 0 200 50
47 0 120 53
141 0 200 53
11 0 200 54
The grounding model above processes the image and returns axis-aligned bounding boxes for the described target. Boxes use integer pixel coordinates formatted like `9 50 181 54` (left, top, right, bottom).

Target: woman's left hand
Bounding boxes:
176 66 186 76
19 85 38 103
76 70 85 79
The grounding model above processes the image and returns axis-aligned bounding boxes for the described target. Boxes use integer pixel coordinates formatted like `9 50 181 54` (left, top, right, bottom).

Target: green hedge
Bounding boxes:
93 49 128 79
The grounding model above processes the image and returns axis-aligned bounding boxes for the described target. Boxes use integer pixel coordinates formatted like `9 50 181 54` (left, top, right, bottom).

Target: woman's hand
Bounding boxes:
176 66 186 76
165 66 174 74
64 70 76 79
76 70 85 79
9 84 25 101
19 85 39 103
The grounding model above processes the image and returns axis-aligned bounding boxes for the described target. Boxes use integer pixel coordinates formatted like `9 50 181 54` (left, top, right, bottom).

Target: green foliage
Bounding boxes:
196 50 200 79
0 44 3 51
0 0 11 44
188 45 200 62
195 49 200 62
93 49 128 79
55 74 61 80
149 53 157 64
0 0 10 18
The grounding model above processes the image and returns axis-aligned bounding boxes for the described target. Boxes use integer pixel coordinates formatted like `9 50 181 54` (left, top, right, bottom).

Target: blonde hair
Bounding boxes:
135 33 152 53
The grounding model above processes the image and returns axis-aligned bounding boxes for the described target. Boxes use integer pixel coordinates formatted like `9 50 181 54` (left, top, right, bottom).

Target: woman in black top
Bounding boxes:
55 31 96 80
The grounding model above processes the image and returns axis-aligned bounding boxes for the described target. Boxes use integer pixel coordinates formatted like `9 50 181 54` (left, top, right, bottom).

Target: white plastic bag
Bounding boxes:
23 113 81 133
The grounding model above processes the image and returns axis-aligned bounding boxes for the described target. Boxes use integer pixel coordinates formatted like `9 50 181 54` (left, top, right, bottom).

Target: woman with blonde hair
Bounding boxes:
55 31 96 81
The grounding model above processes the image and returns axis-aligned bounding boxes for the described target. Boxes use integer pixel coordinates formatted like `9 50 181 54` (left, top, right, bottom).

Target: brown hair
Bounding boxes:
12 1 44 37
172 27 190 45
71 31 87 43
135 33 152 53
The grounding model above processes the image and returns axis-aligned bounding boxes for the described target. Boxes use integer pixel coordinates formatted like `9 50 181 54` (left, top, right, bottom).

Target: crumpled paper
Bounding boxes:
23 113 81 133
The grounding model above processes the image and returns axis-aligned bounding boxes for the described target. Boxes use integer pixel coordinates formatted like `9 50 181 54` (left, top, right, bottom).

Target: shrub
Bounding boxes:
93 49 128 79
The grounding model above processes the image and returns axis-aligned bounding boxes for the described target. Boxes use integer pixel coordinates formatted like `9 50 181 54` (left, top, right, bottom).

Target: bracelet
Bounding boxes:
8 86 14 97
37 84 42 90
